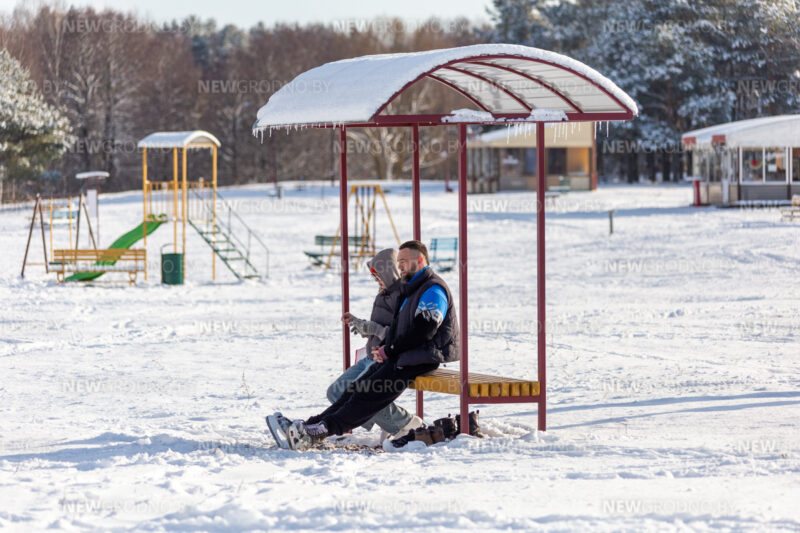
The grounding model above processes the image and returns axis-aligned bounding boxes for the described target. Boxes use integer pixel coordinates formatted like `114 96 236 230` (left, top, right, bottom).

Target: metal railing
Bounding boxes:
189 188 269 279
143 179 213 221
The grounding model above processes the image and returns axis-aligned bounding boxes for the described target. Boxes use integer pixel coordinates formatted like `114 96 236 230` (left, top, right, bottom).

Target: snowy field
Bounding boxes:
1 180 799 531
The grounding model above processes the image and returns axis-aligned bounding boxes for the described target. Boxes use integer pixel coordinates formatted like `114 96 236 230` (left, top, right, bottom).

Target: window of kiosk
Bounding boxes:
694 150 709 179
741 148 763 182
792 148 800 182
523 148 537 175
709 148 724 182
764 148 787 182
547 148 566 175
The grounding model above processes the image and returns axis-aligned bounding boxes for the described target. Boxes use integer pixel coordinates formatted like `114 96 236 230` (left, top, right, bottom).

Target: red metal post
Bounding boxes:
271 134 278 187
412 124 424 418
444 126 453 192
412 125 421 240
536 122 547 431
458 123 469 434
339 127 351 371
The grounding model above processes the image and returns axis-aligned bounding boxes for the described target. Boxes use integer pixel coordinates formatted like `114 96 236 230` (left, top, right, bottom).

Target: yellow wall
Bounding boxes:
567 148 590 175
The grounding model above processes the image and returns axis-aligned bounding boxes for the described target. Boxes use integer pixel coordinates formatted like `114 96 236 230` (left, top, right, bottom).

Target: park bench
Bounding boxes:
304 235 369 266
780 195 800 221
544 191 561 207
430 237 457 273
411 368 539 398
51 249 147 285
549 176 571 194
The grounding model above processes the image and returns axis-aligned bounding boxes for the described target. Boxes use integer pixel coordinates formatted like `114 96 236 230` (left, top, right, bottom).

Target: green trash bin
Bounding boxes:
160 244 184 285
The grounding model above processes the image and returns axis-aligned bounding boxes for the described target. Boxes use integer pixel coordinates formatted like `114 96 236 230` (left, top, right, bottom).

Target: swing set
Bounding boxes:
21 171 108 279
305 184 401 269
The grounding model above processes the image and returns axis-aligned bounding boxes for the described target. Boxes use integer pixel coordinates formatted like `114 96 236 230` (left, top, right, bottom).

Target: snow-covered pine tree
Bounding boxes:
700 0 800 120
485 0 800 182
0 48 72 200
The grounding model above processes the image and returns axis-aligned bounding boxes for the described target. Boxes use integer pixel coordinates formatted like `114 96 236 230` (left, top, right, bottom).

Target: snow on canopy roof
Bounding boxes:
137 131 221 149
682 115 800 149
75 171 109 179
252 44 638 131
469 122 594 148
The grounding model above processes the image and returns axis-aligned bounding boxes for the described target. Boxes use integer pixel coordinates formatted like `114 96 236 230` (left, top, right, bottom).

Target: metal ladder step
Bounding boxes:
188 193 265 280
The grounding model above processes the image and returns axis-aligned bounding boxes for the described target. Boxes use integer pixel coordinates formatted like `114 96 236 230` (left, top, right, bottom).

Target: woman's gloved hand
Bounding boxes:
350 318 383 338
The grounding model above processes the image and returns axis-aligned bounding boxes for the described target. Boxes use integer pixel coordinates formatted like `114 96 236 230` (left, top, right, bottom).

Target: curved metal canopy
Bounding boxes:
253 43 638 131
138 130 221 149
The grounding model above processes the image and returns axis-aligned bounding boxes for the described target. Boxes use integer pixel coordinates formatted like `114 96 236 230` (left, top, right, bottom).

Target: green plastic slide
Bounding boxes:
65 220 164 282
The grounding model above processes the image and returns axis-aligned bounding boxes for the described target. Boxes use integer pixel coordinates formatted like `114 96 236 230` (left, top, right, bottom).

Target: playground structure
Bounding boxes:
21 172 105 279
254 44 637 433
21 183 163 283
139 130 268 281
21 131 268 283
304 184 400 268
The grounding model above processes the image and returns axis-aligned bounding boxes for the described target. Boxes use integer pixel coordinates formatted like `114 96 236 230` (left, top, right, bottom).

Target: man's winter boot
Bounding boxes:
428 425 445 444
455 410 485 438
433 415 458 440
386 429 416 450
413 427 434 445
383 415 425 443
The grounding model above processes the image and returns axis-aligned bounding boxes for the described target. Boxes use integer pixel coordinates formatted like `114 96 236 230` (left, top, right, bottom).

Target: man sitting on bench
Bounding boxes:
280 240 460 450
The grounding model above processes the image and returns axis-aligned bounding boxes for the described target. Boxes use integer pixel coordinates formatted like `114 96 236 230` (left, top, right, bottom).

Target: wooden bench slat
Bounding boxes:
417 369 534 384
314 235 366 246
410 368 539 398
52 248 146 285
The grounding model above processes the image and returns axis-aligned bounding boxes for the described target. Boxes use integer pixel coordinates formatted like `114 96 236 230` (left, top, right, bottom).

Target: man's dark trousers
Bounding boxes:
309 359 438 435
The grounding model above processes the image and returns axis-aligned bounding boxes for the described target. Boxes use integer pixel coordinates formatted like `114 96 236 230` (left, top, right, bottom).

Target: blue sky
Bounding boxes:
0 0 494 29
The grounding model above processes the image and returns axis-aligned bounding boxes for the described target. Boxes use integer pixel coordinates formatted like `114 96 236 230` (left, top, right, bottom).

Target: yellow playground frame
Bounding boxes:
322 184 401 269
138 131 221 280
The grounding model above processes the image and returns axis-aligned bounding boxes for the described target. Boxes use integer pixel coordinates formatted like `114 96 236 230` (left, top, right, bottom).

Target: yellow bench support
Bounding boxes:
410 368 540 398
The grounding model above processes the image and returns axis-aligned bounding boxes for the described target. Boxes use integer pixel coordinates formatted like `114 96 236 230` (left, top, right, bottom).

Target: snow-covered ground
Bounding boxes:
1 181 798 531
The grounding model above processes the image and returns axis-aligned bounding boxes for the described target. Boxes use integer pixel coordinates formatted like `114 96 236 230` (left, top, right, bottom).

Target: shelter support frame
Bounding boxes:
336 121 548 433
